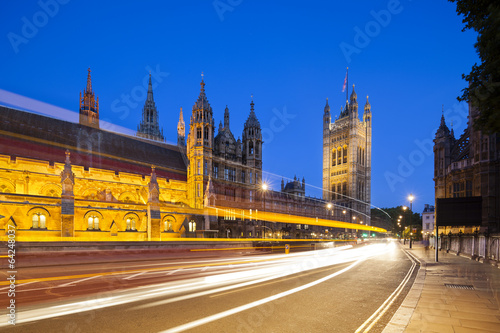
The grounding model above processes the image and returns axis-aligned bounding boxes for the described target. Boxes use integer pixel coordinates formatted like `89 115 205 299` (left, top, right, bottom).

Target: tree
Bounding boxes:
449 0 500 134
371 206 421 238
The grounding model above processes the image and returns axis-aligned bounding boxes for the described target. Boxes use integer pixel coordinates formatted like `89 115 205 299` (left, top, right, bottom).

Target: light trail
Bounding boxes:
0 244 393 328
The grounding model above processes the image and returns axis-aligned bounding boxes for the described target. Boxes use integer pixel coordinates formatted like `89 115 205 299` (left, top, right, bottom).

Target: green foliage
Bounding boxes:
449 0 500 134
371 206 421 237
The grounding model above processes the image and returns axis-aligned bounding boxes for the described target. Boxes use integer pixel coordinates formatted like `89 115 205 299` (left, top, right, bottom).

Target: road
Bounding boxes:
0 241 417 332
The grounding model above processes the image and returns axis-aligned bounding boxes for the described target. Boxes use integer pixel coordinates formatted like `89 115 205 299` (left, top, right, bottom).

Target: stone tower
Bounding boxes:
137 74 165 142
79 68 99 128
323 84 372 225
186 74 214 209
242 97 263 185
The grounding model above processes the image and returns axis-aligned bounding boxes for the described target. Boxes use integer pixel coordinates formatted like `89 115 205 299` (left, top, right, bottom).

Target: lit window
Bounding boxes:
189 221 196 232
32 213 46 229
126 218 136 231
88 216 99 230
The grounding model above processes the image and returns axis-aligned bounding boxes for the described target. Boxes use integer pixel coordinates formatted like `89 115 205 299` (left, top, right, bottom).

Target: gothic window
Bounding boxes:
342 182 347 197
197 161 201 175
197 127 202 139
249 141 254 155
249 172 253 184
204 161 208 175
164 220 173 232
126 218 136 231
31 213 46 229
466 180 472 197
241 170 246 183
249 190 253 202
189 221 196 232
224 168 229 181
332 150 336 166
255 142 259 156
337 184 342 199
87 215 100 230
197 184 201 197
343 146 348 164
337 148 342 165
213 164 219 179
204 127 209 140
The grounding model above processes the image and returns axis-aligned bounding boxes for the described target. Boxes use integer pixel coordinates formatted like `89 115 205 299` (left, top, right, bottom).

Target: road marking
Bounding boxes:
123 272 147 280
0 281 39 291
58 275 102 288
160 259 364 333
355 246 418 333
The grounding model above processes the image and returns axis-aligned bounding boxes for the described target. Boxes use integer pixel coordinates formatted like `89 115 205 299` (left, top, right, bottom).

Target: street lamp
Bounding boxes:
408 194 414 248
262 183 268 238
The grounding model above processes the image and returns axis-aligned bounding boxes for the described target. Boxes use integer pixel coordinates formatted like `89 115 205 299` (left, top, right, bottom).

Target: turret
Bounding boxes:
137 74 164 142
79 68 99 128
242 97 262 172
177 107 185 146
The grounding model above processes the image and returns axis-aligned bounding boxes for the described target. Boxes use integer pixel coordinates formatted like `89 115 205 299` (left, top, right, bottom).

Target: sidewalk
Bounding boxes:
384 242 500 333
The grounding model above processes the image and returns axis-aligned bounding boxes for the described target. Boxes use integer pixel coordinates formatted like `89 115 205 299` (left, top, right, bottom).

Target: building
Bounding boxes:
433 104 500 233
323 85 372 226
0 70 347 241
422 204 435 239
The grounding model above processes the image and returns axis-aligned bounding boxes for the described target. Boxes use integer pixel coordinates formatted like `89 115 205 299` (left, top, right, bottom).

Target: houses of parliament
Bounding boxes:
0 69 375 241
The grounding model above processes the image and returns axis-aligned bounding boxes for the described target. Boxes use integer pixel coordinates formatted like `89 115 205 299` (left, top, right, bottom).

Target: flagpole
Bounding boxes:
346 67 349 103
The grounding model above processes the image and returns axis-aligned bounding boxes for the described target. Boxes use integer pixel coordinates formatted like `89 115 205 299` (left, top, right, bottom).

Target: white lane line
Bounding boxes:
0 281 39 292
160 259 364 333
123 272 147 280
355 246 417 333
167 269 182 276
58 275 102 288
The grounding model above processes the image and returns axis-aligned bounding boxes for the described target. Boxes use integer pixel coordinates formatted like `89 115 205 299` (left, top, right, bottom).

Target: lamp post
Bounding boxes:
408 194 414 248
402 206 407 244
342 210 347 239
262 183 268 239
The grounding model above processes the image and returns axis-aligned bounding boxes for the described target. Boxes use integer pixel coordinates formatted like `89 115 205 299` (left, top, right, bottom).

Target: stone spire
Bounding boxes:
177 107 185 146
436 106 451 138
324 98 330 113
79 68 100 128
137 74 165 142
224 105 230 129
364 95 371 113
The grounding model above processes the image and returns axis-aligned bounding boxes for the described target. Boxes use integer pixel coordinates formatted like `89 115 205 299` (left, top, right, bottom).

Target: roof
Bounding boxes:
0 106 186 181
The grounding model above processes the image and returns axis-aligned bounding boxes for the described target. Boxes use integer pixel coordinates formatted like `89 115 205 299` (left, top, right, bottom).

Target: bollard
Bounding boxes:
285 244 290 254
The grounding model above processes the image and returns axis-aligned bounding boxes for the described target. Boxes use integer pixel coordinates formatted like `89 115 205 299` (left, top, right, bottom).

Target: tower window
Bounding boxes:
249 141 254 155
197 127 202 139
343 147 348 164
332 150 336 166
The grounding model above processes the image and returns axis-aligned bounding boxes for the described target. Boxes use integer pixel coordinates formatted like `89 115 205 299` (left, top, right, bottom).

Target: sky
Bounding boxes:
0 0 479 214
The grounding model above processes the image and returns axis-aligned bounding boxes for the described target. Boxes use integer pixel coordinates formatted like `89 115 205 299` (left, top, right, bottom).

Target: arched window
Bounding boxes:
343 146 348 164
87 215 100 230
332 150 336 166
337 184 342 199
337 148 342 165
126 218 136 231
204 126 209 140
189 221 196 232
249 141 254 155
197 127 202 139
31 213 46 229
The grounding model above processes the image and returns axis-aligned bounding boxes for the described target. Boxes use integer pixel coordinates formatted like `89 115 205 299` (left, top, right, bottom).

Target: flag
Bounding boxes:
342 70 347 93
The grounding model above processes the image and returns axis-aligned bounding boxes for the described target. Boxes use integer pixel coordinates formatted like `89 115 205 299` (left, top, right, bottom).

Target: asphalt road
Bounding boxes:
0 241 416 333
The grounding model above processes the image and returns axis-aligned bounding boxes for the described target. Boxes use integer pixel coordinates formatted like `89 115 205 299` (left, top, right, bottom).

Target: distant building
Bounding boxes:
323 85 372 226
422 204 435 239
433 104 500 233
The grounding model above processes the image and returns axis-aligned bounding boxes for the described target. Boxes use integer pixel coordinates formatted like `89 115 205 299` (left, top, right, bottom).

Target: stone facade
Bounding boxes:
433 104 500 233
322 85 372 226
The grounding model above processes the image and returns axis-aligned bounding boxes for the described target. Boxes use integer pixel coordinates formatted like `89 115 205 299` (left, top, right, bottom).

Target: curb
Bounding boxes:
382 247 426 333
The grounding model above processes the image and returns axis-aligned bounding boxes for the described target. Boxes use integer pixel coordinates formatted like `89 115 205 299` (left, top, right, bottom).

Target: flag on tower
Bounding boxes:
342 69 348 93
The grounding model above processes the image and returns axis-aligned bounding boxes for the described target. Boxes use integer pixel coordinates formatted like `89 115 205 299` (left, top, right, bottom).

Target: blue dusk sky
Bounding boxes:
0 0 478 214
